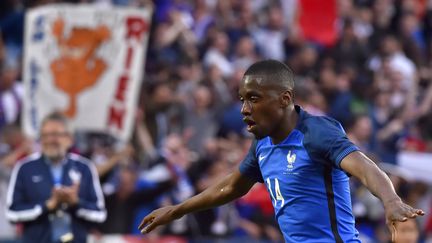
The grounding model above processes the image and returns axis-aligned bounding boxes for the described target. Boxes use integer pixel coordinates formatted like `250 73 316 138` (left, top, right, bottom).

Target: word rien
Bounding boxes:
108 17 148 130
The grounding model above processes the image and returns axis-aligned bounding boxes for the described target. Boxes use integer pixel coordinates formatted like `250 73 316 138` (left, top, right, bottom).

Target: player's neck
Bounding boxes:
270 106 298 144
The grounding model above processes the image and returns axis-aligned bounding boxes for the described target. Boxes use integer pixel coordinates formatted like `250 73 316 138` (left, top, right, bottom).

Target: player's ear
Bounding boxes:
279 90 293 107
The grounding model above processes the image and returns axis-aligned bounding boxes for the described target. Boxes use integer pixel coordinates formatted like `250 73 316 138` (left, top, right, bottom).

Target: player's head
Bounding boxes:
239 59 295 139
39 112 74 162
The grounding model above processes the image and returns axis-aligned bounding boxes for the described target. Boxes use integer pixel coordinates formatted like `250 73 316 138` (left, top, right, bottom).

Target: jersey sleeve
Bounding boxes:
67 156 107 223
238 140 264 183
6 164 47 223
303 117 359 168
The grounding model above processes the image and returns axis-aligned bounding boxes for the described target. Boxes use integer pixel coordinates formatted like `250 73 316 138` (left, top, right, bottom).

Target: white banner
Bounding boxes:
22 4 152 141
380 151 432 185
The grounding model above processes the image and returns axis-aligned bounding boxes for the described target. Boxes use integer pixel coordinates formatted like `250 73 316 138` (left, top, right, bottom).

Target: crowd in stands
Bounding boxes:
1 0 432 242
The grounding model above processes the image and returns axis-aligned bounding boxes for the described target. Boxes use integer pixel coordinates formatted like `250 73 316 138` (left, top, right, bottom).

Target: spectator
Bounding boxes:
231 36 259 70
293 77 326 116
253 5 286 60
225 1 256 46
0 58 23 129
143 81 186 148
203 30 233 78
346 114 373 152
99 166 174 234
368 35 416 90
392 219 420 243
160 137 195 235
0 125 33 240
6 112 106 243
332 19 369 72
184 85 218 154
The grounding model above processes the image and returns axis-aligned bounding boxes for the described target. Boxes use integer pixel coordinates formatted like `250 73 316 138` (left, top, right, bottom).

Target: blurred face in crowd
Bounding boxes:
351 115 372 142
239 75 288 139
40 120 72 163
0 65 19 91
239 2 253 27
213 32 229 53
375 90 391 108
381 36 400 56
400 14 418 36
338 0 354 18
358 7 373 23
3 125 26 148
394 220 419 243
319 67 338 92
300 46 318 68
118 168 137 199
268 7 284 30
163 134 190 169
309 88 327 111
153 83 173 109
235 36 255 57
193 86 212 110
342 22 356 40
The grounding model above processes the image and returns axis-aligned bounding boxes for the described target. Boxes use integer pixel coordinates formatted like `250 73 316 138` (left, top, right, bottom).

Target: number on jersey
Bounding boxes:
266 178 284 207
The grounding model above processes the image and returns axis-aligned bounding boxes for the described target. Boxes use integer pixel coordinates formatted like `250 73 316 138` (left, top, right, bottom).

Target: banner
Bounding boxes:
22 4 152 141
299 0 337 47
380 151 432 185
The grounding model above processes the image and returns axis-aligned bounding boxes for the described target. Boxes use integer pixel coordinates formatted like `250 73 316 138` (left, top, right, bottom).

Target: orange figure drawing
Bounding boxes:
50 18 111 118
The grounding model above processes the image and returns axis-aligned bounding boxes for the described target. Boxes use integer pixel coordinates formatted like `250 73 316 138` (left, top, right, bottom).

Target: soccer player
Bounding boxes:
138 60 424 242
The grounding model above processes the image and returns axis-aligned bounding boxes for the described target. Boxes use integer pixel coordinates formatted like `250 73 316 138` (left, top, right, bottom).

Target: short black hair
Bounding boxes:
244 59 295 90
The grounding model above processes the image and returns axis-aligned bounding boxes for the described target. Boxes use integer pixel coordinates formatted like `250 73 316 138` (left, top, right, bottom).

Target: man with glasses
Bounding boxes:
6 112 106 243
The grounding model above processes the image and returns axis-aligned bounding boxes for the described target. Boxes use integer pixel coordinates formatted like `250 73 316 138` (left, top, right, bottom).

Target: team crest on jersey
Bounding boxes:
69 168 82 184
286 150 296 171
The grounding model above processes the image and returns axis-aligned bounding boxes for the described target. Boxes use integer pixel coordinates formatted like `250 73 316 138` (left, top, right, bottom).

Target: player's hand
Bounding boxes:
138 205 182 234
384 199 424 242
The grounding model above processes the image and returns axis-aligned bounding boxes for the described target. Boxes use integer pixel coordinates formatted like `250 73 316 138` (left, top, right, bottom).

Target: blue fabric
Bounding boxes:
219 102 246 137
0 94 5 127
0 10 24 47
8 153 105 243
49 162 63 186
46 159 72 243
239 140 263 183
328 91 353 127
51 211 72 243
238 106 360 242
130 180 164 235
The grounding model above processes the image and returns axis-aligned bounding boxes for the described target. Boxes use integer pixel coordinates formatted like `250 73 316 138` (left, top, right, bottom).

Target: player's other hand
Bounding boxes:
138 205 182 234
384 199 424 242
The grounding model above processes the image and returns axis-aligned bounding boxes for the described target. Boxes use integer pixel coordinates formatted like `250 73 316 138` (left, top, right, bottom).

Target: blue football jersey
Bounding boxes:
239 105 361 243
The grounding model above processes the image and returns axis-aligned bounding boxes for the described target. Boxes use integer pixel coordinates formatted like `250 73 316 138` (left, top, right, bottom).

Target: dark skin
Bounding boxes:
139 75 424 242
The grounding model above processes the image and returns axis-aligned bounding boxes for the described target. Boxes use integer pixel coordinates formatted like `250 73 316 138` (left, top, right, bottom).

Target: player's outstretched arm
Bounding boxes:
340 151 425 242
138 170 255 234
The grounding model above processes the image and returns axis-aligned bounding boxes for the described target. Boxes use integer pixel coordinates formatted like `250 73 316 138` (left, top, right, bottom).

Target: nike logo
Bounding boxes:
32 175 43 183
258 154 266 161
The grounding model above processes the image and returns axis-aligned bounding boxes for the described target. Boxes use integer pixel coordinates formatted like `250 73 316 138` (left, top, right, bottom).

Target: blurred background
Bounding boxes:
1 0 432 242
